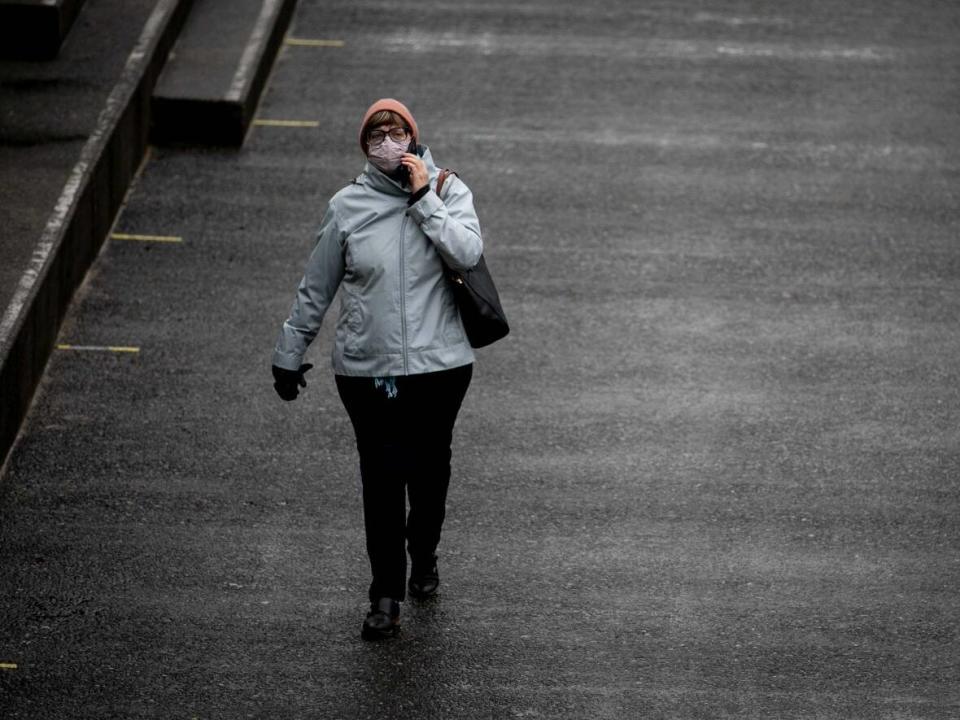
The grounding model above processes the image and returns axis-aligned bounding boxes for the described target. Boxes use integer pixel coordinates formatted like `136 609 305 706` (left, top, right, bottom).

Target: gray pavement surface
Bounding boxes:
0 0 158 316
2 0 960 717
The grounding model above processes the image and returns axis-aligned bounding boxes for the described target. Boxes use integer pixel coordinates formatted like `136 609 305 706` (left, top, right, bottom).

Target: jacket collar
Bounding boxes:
361 146 439 196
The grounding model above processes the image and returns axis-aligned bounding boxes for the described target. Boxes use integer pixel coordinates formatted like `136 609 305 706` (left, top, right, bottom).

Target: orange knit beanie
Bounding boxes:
359 98 419 154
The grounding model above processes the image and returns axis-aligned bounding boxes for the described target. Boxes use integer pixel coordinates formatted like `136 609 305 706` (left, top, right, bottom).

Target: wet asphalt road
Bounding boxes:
2 1 960 717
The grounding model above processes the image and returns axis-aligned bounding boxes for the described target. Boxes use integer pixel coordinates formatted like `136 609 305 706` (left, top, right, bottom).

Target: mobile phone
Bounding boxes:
397 139 419 183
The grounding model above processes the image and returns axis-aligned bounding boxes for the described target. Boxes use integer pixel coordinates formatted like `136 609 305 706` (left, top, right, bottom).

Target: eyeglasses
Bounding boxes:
367 127 411 146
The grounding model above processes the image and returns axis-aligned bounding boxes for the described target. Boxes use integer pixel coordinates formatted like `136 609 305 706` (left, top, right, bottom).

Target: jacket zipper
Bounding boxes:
399 214 409 374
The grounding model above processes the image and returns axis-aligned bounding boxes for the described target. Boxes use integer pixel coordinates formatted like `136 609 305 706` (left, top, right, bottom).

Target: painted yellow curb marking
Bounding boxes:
111 233 183 243
57 345 141 354
0 663 18 670
285 38 345 47
112 233 182 243
253 119 320 128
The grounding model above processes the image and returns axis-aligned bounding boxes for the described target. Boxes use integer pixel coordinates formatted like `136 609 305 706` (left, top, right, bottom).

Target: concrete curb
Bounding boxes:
151 0 297 146
0 0 86 60
0 0 195 469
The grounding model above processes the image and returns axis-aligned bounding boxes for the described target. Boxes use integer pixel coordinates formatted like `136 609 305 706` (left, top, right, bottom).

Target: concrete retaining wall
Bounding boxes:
0 0 86 60
0 0 195 469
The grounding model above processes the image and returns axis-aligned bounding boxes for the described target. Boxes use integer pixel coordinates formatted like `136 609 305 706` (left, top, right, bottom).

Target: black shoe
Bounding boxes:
361 597 400 640
408 556 440 599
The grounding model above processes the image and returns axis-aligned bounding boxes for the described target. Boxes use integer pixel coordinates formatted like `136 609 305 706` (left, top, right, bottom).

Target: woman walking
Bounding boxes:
271 99 482 640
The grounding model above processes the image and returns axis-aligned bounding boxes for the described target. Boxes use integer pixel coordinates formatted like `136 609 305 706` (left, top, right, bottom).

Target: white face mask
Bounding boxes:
367 136 409 173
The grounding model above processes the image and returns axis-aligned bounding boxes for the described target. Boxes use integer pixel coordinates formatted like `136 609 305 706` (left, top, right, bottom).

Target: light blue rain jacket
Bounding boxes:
273 147 482 376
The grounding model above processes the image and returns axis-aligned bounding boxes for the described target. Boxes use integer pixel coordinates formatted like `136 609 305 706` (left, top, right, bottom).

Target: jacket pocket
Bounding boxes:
342 293 363 354
440 288 465 344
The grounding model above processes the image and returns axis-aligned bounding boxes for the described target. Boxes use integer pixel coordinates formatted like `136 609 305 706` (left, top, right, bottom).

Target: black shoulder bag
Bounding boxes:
435 169 509 348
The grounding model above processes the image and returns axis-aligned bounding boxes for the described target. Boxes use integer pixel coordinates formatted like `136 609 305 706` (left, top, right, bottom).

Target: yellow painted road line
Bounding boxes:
0 663 18 670
57 345 141 354
285 38 345 47
253 119 320 128
111 233 183 243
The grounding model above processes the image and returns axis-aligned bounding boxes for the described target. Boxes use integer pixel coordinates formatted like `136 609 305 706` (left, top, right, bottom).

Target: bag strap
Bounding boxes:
435 168 458 198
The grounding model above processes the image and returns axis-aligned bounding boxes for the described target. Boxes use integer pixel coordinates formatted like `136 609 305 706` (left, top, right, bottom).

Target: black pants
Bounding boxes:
335 364 472 602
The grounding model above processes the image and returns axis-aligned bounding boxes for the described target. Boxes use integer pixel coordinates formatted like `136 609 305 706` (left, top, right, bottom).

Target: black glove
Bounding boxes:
272 363 313 401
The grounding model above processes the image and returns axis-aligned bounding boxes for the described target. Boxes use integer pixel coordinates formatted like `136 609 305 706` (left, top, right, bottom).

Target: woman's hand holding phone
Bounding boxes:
402 153 429 194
